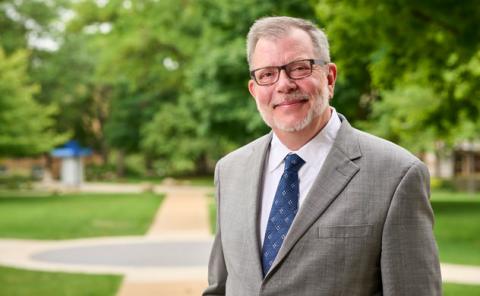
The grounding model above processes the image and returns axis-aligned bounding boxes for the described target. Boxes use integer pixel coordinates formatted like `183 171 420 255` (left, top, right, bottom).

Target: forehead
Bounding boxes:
251 28 315 68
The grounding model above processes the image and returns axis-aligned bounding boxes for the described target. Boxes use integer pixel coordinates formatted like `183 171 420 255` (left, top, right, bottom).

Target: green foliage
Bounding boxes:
0 48 69 156
3 0 479 175
316 0 480 153
142 0 317 174
53 0 198 162
31 34 101 148
141 102 208 175
0 265 122 296
85 163 117 181
0 0 64 54
0 193 163 239
361 81 439 151
0 0 70 156
430 177 455 192
85 153 150 180
0 175 35 190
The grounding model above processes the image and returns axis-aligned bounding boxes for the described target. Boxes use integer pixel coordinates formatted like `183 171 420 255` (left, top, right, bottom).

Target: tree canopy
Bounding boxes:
317 0 480 151
0 48 68 156
1 0 478 175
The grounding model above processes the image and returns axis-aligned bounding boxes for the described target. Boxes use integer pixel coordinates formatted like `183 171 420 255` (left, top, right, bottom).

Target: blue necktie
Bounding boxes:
262 153 305 276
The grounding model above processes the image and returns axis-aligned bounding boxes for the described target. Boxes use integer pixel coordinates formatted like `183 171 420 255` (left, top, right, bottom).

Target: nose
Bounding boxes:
276 69 297 93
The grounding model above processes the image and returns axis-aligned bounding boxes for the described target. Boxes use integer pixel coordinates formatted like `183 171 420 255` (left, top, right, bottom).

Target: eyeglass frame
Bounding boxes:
249 59 327 86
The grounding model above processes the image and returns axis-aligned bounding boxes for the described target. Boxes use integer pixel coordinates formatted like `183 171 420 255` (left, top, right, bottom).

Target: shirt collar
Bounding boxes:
268 107 341 172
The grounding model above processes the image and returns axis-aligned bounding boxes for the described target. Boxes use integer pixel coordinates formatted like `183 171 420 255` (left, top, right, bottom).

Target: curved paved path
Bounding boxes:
117 184 213 296
0 236 211 278
1 182 480 295
0 183 214 296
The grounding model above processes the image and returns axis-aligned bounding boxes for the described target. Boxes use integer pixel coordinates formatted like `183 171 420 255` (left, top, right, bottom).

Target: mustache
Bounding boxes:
272 93 309 106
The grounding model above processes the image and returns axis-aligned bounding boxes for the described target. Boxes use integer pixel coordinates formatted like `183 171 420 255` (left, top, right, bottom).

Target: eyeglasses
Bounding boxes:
250 59 327 86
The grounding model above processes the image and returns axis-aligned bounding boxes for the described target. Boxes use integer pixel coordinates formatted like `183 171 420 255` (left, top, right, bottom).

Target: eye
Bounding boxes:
290 63 309 72
259 71 273 78
257 68 277 81
294 65 306 70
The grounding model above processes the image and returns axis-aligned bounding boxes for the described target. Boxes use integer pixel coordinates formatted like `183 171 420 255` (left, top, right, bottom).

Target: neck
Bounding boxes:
274 108 332 151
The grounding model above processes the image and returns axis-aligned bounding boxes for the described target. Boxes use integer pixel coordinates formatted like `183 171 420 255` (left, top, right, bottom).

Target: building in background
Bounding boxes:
425 141 480 192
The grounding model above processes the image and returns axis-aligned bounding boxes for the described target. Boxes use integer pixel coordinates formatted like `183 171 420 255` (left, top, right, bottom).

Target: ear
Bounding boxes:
248 79 257 99
326 63 337 98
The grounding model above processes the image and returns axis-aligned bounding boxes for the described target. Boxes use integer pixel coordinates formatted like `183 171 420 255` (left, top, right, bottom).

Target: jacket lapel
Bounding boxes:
244 133 272 280
266 117 362 278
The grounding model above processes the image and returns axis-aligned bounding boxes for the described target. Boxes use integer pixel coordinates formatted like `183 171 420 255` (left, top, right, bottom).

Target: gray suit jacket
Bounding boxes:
204 116 442 296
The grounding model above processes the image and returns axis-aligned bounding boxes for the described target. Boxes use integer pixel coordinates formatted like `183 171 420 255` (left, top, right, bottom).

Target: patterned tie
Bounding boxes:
262 153 305 276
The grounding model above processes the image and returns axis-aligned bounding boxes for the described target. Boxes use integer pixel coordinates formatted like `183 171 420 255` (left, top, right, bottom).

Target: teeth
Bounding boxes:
275 100 304 108
272 95 308 108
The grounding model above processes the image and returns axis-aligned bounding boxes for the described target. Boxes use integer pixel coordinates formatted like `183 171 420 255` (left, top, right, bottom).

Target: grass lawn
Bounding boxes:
0 265 121 296
95 175 215 186
0 192 163 239
443 283 480 295
209 194 216 234
431 191 480 265
0 191 162 295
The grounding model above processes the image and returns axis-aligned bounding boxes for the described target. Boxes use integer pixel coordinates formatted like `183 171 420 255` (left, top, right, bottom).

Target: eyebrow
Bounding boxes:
251 57 310 70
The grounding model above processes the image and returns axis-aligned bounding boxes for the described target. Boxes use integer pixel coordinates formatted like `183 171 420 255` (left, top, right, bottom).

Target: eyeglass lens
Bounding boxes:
254 60 313 85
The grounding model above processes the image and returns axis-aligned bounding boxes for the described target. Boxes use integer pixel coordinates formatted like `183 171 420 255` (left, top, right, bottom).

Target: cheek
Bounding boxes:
299 82 321 97
255 89 273 106
311 80 329 97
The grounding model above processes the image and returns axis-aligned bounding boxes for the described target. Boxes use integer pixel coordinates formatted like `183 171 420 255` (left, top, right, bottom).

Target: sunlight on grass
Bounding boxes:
0 193 163 239
431 191 480 266
208 194 216 234
0 265 122 296
443 283 480 295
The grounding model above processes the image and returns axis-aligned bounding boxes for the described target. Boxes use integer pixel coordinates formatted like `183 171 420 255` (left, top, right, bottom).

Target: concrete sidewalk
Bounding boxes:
118 185 212 296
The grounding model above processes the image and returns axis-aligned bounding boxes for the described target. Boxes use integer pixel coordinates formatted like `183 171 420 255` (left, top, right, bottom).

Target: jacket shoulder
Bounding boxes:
352 127 424 168
217 133 271 168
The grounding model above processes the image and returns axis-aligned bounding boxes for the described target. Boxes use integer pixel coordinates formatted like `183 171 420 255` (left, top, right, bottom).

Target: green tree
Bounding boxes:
143 0 318 175
0 0 71 156
0 0 64 54
66 0 196 175
315 0 480 152
32 34 104 152
0 48 68 156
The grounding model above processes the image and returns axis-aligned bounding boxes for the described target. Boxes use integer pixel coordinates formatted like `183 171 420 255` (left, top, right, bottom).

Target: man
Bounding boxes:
203 16 441 295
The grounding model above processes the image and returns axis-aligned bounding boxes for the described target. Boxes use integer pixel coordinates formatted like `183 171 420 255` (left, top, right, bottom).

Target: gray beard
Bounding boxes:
258 86 330 133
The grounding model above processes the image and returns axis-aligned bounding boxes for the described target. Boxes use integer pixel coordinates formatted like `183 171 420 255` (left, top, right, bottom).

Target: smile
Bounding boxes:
273 98 308 109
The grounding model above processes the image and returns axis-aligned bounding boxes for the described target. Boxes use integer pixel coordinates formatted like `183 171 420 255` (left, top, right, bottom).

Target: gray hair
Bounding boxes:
246 16 331 68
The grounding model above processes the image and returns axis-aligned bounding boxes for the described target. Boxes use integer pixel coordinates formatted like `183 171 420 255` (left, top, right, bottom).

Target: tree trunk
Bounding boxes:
144 154 154 177
116 149 125 178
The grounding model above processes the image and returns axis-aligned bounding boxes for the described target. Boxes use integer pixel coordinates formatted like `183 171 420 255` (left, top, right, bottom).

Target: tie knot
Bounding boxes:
284 153 305 172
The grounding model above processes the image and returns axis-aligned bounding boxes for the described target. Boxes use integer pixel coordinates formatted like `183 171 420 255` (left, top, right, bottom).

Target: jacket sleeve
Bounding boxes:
203 163 227 295
380 160 442 295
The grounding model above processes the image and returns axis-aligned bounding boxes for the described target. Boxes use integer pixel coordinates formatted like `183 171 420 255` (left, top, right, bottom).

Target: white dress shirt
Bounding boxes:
260 108 341 246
